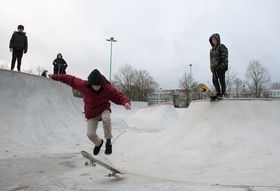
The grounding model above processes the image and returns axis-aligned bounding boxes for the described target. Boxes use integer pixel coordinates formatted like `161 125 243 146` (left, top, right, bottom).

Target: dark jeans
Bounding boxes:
11 48 24 71
53 64 66 74
212 69 226 96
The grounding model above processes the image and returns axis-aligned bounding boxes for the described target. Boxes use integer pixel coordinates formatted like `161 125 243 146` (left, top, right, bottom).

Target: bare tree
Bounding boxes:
0 62 48 76
271 82 280 89
178 72 193 90
0 62 36 74
0 63 10 69
225 67 236 97
22 68 35 74
113 64 158 101
35 66 47 76
233 77 243 97
245 60 270 98
178 72 200 101
113 64 136 98
133 70 158 101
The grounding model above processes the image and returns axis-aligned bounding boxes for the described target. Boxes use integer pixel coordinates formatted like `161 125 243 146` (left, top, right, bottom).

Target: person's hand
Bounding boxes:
124 103 131 110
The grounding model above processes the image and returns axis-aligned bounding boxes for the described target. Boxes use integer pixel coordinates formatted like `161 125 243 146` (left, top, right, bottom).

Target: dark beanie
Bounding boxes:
18 25 24 30
88 69 104 86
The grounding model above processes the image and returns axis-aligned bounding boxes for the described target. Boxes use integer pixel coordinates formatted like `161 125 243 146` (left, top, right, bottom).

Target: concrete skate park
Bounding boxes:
1 69 280 191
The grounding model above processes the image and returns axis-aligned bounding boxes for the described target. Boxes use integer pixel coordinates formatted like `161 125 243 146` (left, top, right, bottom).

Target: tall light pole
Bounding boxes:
188 64 192 103
189 64 192 85
106 37 117 82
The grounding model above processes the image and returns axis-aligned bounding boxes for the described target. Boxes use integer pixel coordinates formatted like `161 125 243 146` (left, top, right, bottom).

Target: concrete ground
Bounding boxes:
1 69 280 191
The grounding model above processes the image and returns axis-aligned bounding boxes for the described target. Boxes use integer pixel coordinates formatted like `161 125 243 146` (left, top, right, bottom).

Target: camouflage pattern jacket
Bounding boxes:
209 33 228 73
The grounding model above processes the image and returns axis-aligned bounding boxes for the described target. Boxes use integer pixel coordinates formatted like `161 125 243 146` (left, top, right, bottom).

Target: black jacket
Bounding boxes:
53 58 67 66
9 31 28 53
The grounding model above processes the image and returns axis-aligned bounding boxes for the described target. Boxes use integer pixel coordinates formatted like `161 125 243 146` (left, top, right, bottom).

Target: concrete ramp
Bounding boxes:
114 100 280 186
1 69 280 190
0 69 87 154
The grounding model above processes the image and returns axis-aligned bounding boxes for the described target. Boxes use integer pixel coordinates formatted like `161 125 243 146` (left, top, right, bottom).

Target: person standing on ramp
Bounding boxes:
209 33 228 99
9 25 28 71
49 69 131 155
53 53 68 74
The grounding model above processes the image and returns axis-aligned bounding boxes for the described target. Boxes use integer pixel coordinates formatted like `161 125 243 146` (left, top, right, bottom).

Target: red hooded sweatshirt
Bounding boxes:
51 74 130 119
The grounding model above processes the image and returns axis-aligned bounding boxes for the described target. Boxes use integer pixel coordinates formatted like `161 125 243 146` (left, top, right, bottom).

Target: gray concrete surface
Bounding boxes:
1 69 280 191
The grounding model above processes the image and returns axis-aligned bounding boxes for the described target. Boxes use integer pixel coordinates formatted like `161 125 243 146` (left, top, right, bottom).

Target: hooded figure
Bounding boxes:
53 53 68 74
87 69 105 87
209 33 228 98
49 69 131 155
209 33 228 72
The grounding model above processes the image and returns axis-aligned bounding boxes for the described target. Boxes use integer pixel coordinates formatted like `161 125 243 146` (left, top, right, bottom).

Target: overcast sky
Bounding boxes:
0 0 279 88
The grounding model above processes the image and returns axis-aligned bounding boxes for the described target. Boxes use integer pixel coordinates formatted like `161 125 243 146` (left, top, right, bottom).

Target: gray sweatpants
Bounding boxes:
86 110 112 146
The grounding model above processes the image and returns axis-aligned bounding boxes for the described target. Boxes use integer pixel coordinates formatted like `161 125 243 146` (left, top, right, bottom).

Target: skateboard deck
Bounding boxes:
198 83 221 101
81 150 124 178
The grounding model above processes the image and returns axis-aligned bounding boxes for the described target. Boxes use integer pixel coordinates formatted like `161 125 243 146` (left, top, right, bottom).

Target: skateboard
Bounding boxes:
198 83 222 101
81 150 124 178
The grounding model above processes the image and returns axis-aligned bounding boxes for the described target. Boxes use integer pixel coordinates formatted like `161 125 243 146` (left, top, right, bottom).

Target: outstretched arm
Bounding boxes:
108 85 131 110
48 74 86 93
124 102 131 110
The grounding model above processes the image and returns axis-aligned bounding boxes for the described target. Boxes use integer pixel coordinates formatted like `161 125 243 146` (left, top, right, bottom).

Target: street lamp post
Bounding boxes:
188 64 192 103
106 37 117 82
189 64 192 86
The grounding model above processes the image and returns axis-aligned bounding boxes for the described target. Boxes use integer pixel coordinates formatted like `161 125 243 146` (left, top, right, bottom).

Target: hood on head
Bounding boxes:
209 33 221 47
87 69 104 86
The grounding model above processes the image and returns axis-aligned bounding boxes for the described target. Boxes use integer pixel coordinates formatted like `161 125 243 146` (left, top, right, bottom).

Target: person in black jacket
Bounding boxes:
53 53 68 74
9 25 28 71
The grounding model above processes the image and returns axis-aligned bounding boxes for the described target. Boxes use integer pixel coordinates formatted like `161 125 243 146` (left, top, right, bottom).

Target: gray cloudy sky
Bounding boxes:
0 0 280 88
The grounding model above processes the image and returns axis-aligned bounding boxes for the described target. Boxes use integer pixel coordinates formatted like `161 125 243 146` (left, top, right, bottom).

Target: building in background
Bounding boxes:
268 89 280 99
148 88 189 107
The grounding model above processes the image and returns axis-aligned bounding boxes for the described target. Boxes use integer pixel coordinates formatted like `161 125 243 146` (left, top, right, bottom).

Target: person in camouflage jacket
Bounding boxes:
209 33 228 97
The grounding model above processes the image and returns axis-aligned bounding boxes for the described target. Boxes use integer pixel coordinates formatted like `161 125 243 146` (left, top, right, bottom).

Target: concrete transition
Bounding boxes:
0 69 280 191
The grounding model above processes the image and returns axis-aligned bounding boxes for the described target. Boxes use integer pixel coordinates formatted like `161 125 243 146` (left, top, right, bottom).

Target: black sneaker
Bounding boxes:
216 93 224 100
217 95 223 99
105 142 112 155
93 139 103 155
210 95 217 101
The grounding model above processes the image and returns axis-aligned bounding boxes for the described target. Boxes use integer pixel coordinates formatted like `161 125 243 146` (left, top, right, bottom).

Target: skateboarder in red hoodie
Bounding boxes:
49 69 131 155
